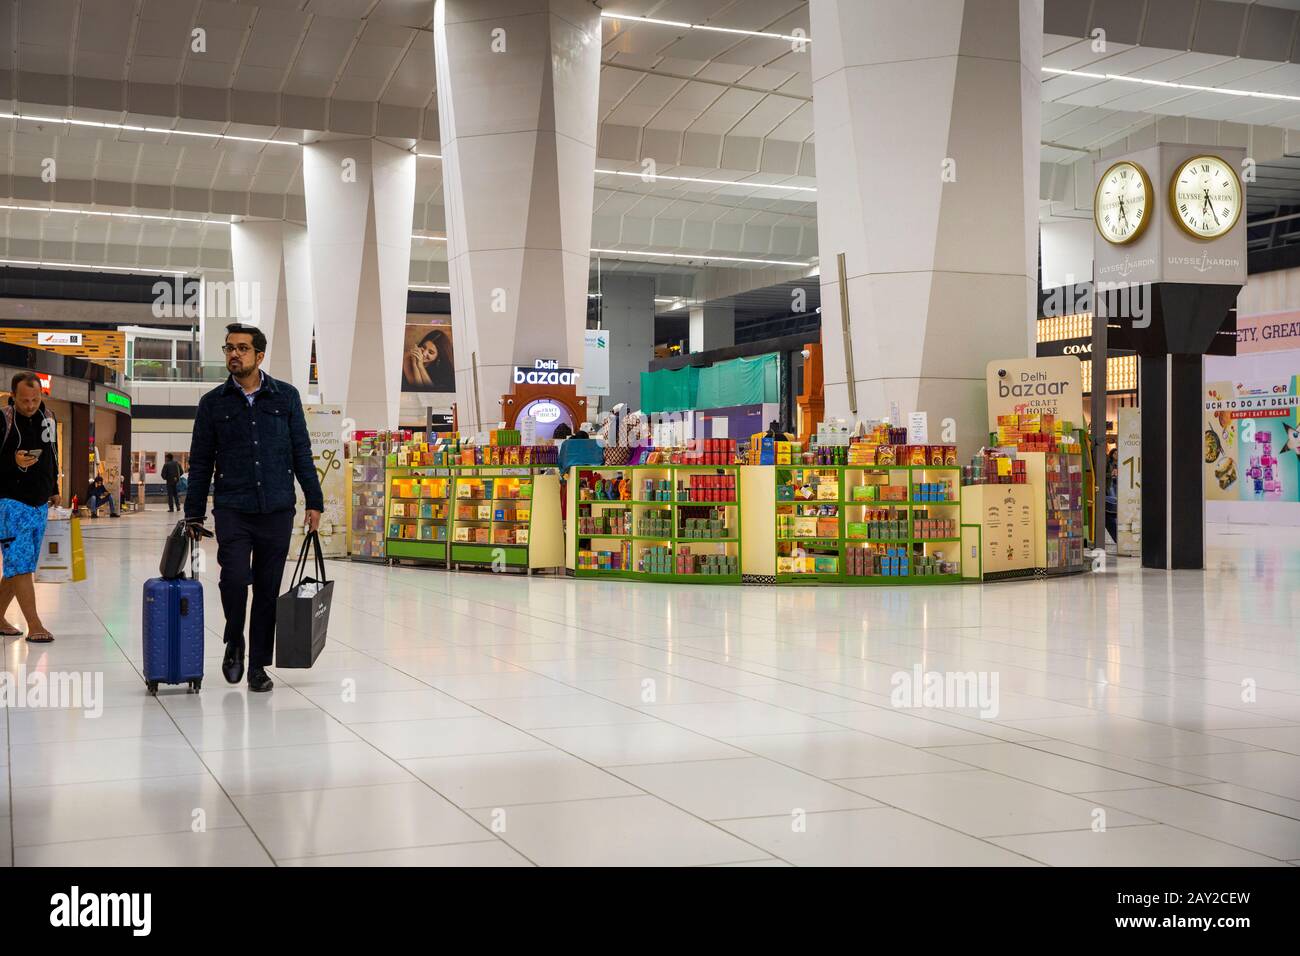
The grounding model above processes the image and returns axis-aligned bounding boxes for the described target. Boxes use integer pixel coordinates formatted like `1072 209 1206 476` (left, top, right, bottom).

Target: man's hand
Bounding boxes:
305 509 322 533
184 519 207 541
47 494 59 507
15 451 37 469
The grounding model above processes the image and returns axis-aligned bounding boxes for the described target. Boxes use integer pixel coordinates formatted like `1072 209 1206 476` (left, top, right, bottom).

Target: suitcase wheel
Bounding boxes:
189 679 202 693
146 680 159 696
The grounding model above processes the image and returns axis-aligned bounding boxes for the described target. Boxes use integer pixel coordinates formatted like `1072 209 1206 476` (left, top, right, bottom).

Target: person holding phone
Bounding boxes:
0 371 60 642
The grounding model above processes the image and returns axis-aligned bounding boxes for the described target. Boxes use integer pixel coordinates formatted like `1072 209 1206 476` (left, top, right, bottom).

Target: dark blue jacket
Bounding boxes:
184 372 323 520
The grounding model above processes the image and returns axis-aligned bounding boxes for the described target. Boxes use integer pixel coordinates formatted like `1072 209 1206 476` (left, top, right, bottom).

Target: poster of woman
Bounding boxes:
401 320 455 392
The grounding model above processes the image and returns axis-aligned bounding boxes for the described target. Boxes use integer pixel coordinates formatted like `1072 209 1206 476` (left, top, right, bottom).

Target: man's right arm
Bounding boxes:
184 398 216 523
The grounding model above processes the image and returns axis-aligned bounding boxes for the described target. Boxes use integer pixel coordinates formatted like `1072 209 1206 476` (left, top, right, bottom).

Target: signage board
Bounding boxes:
513 359 580 387
986 357 1085 431
582 330 609 397
38 332 83 347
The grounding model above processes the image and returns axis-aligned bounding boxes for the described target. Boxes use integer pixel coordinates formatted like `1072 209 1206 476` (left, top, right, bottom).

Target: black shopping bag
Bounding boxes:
274 531 333 668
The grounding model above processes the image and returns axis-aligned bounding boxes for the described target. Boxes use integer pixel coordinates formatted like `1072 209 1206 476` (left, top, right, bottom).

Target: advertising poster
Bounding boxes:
400 316 455 392
582 329 609 397
1116 407 1141 556
1203 377 1300 502
292 405 347 557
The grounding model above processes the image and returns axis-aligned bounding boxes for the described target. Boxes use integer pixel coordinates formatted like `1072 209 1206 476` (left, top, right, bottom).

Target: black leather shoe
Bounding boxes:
222 642 245 684
248 667 274 693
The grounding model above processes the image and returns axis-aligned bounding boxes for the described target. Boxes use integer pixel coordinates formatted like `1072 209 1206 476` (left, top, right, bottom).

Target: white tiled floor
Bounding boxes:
2 513 1298 866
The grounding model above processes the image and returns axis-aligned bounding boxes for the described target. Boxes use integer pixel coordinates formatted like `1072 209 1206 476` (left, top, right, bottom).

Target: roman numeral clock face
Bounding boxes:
1094 161 1153 244
1170 155 1242 240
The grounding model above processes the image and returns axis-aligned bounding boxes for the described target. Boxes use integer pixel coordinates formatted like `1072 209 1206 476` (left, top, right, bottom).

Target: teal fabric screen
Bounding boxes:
695 353 779 408
640 366 700 413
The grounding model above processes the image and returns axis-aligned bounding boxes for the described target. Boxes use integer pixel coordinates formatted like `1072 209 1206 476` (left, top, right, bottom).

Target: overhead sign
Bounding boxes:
38 332 83 347
986 356 1085 430
513 359 580 387
104 391 131 411
582 330 609 397
1235 310 1300 355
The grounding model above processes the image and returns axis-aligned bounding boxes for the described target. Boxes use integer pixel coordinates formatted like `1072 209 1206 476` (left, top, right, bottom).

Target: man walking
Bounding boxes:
0 372 60 643
161 453 182 512
185 324 322 692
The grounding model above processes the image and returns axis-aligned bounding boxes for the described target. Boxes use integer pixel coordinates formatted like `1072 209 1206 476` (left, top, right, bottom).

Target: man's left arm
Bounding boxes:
288 389 324 513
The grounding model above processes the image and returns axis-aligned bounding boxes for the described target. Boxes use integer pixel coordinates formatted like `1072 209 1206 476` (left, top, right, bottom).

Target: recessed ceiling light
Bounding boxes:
0 203 229 226
0 111 301 146
592 248 813 267
1042 67 1300 102
600 11 810 44
595 168 815 193
0 257 189 275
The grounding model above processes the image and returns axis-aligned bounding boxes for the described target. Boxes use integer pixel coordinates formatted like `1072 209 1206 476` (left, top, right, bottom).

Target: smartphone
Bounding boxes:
21 449 42 460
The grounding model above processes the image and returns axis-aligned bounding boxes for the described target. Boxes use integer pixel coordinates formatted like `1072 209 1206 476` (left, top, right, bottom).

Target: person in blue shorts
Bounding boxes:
0 371 61 643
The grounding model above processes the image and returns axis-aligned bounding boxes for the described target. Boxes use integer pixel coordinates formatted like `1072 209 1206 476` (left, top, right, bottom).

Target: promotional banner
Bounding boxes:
1235 310 1300 355
1203 377 1300 502
400 316 455 392
292 405 347 557
583 329 609 397
1116 407 1141 556
986 356 1085 431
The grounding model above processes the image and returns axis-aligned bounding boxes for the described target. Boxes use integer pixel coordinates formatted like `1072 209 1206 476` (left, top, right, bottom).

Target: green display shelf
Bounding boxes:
386 540 446 560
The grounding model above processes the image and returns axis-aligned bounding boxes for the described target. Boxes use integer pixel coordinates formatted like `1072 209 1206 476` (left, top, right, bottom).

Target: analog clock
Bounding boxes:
1094 160 1153 245
1169 155 1242 240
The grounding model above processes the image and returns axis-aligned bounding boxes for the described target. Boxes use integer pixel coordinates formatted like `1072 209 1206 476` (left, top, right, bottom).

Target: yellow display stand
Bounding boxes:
35 516 86 583
960 485 1035 580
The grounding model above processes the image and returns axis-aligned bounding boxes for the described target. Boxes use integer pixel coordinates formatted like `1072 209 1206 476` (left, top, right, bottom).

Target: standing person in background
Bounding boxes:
0 372 60 643
184 324 323 693
161 453 182 512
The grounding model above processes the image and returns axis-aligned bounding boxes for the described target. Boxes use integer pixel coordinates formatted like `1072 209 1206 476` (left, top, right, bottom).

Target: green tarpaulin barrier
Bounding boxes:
696 353 779 408
640 365 700 413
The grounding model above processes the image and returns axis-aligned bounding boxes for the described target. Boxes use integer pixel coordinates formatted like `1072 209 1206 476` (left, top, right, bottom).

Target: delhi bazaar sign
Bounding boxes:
513 359 580 387
986 356 1084 430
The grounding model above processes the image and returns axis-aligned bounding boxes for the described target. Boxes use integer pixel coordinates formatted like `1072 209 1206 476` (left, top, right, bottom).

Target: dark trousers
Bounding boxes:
88 492 118 516
213 508 294 668
166 481 180 511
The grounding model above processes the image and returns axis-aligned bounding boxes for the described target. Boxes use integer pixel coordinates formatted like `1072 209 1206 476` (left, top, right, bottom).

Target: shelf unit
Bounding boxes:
447 466 564 573
569 465 742 582
349 447 388 560
774 465 964 584
385 466 454 563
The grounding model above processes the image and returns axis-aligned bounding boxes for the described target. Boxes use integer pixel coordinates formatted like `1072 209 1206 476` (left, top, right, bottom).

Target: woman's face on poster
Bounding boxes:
418 338 439 363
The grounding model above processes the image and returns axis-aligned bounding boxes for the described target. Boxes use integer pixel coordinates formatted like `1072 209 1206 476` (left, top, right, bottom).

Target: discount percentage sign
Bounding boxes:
316 447 342 483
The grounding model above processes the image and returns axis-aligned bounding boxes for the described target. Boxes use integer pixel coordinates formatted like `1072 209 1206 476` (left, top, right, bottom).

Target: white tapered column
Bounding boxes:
302 139 416 429
810 0 1041 453
434 0 600 433
230 220 315 393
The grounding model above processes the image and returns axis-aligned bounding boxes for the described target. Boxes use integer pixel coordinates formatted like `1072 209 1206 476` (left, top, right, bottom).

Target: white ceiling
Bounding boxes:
1 0 1298 282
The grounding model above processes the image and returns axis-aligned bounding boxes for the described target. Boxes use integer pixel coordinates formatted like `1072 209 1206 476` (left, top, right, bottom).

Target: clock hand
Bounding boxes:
1117 195 1129 227
1204 189 1220 226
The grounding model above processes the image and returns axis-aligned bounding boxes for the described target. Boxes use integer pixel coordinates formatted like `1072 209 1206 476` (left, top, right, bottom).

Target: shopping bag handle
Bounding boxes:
289 530 329 589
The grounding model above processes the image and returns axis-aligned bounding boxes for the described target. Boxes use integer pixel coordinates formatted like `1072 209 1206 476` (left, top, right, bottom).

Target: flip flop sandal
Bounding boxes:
0 626 22 636
25 632 54 643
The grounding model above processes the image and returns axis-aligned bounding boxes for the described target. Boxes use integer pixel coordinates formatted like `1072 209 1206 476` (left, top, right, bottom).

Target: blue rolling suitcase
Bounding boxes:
142 523 208 695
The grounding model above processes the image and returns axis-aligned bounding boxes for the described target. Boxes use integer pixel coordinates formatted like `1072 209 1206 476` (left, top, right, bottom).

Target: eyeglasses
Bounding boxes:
222 344 256 354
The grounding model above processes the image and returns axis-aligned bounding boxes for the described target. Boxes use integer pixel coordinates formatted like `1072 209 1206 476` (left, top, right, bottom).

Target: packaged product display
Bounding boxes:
570 465 742 582
349 432 398 559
